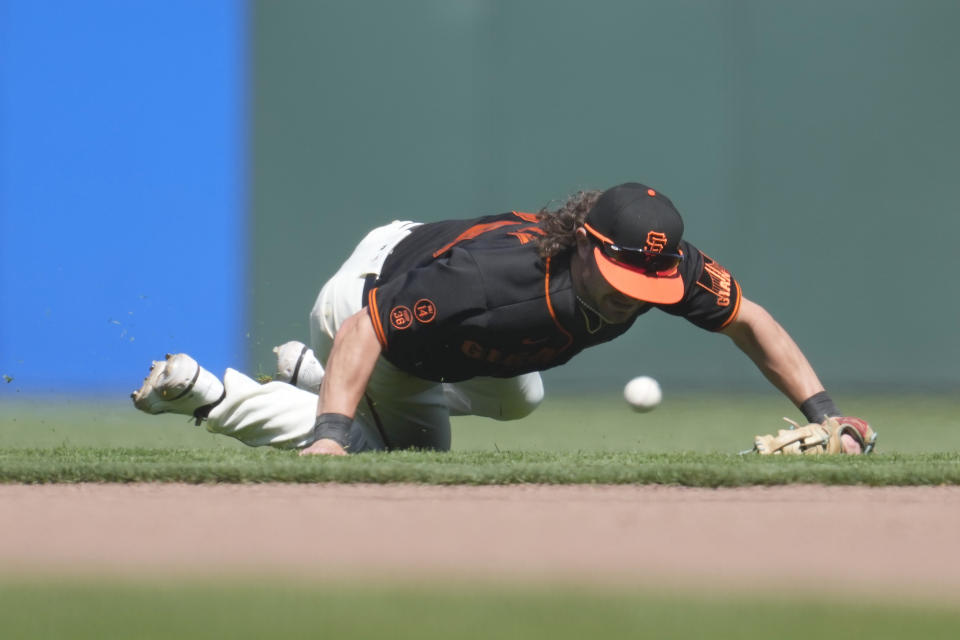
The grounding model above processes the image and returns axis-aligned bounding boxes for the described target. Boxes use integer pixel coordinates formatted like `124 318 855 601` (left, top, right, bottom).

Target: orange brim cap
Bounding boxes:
593 247 684 304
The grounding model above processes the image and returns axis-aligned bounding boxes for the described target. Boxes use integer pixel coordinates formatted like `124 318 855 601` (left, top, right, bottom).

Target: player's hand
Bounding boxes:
299 438 348 456
302 413 353 456
832 416 876 454
840 433 862 454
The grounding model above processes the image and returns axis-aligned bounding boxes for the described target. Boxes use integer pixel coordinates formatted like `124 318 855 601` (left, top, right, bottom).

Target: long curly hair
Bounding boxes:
535 189 602 258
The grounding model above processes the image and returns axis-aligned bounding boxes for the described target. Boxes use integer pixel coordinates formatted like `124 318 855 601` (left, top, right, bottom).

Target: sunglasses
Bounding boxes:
585 226 683 274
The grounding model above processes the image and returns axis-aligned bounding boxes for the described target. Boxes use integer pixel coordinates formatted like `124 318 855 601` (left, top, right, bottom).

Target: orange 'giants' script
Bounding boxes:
699 260 732 307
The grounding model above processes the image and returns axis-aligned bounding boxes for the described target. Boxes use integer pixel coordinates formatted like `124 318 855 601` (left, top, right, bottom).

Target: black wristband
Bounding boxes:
799 391 841 423
313 413 353 449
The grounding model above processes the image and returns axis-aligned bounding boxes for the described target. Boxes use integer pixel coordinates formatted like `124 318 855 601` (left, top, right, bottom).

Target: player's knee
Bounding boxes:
499 377 544 420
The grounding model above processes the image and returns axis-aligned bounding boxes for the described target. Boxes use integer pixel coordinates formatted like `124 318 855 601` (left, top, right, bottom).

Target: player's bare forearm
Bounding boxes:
318 309 382 417
300 309 382 457
720 297 825 407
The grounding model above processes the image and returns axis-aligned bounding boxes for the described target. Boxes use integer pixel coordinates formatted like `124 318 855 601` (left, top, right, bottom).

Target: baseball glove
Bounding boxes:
750 416 877 455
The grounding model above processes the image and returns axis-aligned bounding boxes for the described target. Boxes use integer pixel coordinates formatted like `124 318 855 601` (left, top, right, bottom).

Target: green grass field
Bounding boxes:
2 578 959 640
2 390 956 453
1 391 957 485
2 391 958 639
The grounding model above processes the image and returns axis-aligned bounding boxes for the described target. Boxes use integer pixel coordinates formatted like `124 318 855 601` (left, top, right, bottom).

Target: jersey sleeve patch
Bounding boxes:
389 305 413 330
697 255 734 308
413 299 437 323
656 243 743 332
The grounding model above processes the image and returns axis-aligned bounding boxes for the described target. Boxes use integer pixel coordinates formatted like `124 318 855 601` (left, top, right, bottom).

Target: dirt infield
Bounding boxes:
2 484 959 599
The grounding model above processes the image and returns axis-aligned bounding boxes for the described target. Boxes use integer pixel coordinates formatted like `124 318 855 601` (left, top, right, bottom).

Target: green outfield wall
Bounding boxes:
251 0 960 393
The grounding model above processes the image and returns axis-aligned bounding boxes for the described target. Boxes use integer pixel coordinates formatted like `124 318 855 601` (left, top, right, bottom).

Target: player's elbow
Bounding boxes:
720 297 768 339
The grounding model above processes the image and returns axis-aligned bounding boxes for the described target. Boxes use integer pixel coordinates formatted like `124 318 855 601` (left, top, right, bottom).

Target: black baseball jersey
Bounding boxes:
365 212 742 382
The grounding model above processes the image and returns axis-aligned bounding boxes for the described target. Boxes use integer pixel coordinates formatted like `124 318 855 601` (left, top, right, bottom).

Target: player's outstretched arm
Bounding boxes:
719 296 825 408
722 297 872 454
299 309 382 456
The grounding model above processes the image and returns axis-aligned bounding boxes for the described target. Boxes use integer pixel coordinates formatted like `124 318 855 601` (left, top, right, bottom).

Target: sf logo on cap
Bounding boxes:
644 231 668 253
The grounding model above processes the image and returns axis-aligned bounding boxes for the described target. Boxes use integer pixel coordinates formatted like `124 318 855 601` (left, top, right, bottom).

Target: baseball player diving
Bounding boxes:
132 182 875 456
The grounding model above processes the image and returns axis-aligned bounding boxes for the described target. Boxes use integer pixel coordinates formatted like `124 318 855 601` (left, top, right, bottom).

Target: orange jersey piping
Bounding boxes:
716 280 742 330
544 256 573 351
431 213 543 258
432 220 520 258
367 287 388 347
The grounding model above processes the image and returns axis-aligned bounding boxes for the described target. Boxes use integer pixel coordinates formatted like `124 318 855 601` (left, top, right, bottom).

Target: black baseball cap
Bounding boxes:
583 182 685 304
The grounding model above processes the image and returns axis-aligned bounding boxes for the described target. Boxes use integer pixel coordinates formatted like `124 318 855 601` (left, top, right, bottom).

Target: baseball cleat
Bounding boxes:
131 353 224 418
273 341 325 391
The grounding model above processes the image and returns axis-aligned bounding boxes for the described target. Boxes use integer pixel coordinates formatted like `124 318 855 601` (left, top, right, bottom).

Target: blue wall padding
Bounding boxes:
0 0 247 392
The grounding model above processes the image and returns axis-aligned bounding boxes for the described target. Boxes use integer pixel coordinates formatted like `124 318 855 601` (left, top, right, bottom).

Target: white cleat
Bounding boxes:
131 353 224 417
273 341 325 391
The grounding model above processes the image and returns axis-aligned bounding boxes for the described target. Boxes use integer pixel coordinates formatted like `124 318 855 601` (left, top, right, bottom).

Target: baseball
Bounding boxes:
624 376 662 412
